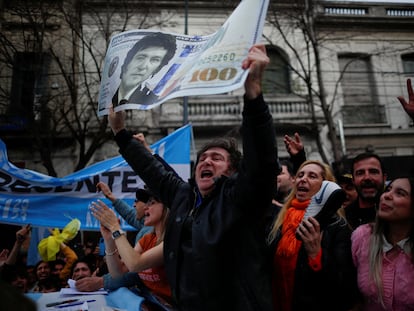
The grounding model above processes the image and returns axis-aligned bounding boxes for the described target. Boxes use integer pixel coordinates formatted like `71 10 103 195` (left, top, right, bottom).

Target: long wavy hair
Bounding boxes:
368 177 414 306
158 205 170 244
267 160 336 244
151 198 170 245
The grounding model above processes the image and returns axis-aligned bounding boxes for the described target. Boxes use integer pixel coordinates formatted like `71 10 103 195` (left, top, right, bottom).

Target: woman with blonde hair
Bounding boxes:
268 160 358 311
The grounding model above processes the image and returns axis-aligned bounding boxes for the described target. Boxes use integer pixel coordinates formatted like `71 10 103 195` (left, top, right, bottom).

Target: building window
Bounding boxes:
338 53 385 124
9 52 49 121
263 47 291 95
402 53 414 75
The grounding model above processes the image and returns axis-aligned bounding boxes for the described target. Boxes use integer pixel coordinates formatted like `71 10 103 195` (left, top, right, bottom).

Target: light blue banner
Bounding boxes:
0 124 191 230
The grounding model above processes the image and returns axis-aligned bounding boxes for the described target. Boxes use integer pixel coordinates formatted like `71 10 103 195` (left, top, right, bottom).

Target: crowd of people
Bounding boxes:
1 45 414 311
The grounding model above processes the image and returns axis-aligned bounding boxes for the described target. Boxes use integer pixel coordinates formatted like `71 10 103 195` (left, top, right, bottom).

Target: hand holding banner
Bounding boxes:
97 0 269 115
0 124 191 230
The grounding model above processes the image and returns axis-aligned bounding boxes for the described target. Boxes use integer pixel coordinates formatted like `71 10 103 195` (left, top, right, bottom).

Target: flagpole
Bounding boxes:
183 0 189 125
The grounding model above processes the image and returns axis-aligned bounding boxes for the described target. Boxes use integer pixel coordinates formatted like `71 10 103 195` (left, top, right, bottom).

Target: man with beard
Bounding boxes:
345 152 386 230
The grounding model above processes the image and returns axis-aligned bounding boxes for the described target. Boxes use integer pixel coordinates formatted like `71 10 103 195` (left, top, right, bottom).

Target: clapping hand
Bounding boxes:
90 200 120 233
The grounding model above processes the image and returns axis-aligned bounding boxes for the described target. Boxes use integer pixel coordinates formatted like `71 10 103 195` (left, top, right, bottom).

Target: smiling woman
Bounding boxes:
352 177 414 310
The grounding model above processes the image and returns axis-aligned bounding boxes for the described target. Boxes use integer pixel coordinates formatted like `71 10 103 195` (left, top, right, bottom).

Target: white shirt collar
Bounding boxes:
382 235 411 254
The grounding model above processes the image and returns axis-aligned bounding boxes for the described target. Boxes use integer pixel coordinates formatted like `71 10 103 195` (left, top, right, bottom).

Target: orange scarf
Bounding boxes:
273 198 310 311
276 198 309 257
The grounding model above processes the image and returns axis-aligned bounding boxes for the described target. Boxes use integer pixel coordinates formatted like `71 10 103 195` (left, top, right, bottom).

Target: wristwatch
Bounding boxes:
111 229 126 240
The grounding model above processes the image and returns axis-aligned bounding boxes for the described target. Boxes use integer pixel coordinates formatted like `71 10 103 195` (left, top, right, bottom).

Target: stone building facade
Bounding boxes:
1 0 413 177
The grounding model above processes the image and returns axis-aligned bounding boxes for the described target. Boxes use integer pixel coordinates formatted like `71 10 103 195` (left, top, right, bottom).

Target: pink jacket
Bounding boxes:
351 224 414 311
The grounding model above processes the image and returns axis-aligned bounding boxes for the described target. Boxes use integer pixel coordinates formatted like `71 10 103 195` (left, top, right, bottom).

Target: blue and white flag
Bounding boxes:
0 124 191 231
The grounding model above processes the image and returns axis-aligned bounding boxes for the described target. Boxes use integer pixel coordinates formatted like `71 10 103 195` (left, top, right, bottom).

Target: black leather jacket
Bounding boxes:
114 94 278 311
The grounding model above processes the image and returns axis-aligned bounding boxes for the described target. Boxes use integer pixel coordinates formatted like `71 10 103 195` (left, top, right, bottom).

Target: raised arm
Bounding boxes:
58 242 78 281
133 133 152 153
238 44 278 213
242 44 269 99
97 181 117 203
97 181 142 230
397 78 414 120
284 132 303 157
284 132 306 175
6 224 31 266
108 107 184 209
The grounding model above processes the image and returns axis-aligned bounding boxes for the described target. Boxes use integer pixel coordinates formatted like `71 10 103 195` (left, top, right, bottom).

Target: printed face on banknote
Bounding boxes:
121 46 168 91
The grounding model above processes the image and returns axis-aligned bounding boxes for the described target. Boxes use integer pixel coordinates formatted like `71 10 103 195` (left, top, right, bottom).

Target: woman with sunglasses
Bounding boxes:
90 189 173 310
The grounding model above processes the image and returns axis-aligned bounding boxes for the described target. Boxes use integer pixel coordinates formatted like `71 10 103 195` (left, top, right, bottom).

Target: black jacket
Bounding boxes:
112 85 158 107
271 216 359 311
115 94 278 311
345 199 377 230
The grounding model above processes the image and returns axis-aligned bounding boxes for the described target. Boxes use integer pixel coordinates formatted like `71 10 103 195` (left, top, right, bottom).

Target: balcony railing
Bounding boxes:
159 95 313 129
386 9 414 17
324 7 367 16
319 2 414 30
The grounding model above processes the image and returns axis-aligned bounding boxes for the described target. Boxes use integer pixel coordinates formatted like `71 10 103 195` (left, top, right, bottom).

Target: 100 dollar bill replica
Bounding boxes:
97 0 269 116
